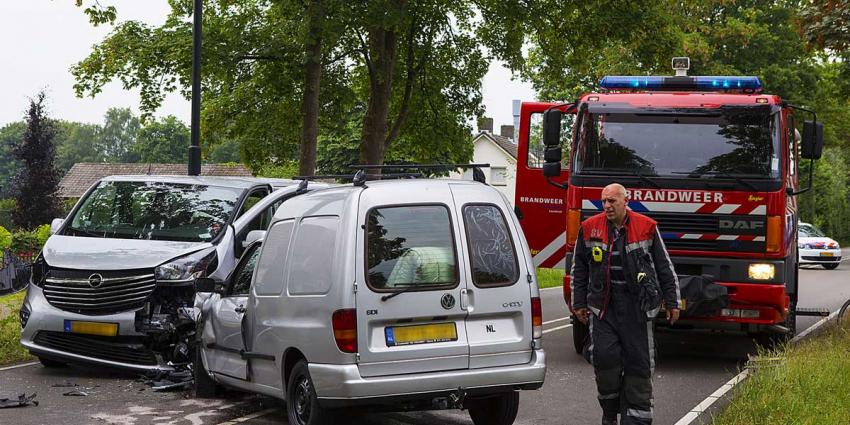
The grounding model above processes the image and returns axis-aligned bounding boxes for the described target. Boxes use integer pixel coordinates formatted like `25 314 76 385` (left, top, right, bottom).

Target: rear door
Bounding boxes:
450 184 533 369
355 186 471 377
515 102 575 268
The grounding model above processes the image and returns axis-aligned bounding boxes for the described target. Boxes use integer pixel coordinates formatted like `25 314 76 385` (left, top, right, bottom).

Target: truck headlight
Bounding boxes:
155 248 218 282
748 263 775 280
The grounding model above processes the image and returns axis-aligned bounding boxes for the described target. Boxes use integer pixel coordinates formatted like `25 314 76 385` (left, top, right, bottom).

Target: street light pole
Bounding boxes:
188 0 203 176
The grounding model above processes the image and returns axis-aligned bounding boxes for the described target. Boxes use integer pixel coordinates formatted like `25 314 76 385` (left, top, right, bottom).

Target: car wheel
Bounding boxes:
37 356 66 368
287 360 334 425
193 347 219 398
468 391 520 425
823 263 839 270
572 316 589 355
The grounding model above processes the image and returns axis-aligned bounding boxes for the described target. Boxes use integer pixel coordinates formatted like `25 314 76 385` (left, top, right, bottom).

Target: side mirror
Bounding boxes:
50 218 64 235
194 277 219 293
542 109 562 147
242 230 266 248
801 121 824 160
542 161 562 177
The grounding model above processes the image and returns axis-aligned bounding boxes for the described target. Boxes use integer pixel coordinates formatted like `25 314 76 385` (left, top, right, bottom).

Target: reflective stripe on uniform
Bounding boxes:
655 227 682 307
598 392 619 400
647 321 655 374
588 315 595 366
627 408 653 419
625 239 653 253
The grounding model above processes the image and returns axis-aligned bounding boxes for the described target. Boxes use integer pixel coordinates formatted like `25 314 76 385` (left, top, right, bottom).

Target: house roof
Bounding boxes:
58 163 253 198
474 132 517 160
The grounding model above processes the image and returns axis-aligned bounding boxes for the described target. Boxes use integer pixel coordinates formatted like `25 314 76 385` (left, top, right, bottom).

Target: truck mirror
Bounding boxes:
543 146 562 163
194 277 219 293
543 109 562 147
801 121 824 160
542 161 562 177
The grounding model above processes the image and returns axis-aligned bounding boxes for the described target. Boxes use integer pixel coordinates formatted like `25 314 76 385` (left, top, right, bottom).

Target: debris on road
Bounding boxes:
62 389 89 397
51 380 78 388
141 365 194 392
0 393 39 408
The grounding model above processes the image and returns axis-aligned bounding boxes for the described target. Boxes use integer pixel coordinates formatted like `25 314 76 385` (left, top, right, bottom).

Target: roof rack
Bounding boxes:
349 163 490 184
293 171 425 187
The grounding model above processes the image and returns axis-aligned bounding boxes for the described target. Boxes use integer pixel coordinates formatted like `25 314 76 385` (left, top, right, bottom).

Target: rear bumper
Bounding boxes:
310 349 546 404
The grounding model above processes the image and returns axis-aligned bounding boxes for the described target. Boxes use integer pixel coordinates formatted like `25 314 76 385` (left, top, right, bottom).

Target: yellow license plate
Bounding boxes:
385 322 457 347
820 252 834 257
64 320 118 337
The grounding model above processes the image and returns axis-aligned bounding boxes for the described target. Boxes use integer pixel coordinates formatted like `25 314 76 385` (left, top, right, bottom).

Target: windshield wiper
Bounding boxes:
671 171 759 191
380 283 420 301
580 170 660 188
67 227 104 238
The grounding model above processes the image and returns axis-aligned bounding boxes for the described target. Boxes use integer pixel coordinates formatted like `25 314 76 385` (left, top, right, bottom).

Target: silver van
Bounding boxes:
20 175 321 370
195 178 545 425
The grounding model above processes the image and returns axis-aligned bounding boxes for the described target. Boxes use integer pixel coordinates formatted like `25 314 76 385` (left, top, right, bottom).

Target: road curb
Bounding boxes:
673 308 841 425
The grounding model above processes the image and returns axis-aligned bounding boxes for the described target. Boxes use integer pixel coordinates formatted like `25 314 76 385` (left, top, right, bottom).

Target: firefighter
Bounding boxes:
571 183 681 425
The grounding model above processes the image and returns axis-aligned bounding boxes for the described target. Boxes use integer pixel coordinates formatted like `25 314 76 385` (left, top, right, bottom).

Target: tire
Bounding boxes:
37 356 66 368
758 301 796 348
572 316 589 355
468 391 520 425
287 360 334 425
193 348 219 398
823 263 839 270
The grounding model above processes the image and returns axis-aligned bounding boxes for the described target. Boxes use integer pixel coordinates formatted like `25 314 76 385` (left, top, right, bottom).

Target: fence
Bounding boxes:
0 250 32 294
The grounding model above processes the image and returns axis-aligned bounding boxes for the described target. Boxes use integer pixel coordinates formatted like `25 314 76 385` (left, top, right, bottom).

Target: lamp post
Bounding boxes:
188 0 202 176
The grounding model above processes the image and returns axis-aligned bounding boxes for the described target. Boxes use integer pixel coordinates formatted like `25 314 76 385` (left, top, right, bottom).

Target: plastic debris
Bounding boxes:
0 393 39 408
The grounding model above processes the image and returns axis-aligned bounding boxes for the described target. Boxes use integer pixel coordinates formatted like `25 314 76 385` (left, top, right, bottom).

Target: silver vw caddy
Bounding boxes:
195 178 546 425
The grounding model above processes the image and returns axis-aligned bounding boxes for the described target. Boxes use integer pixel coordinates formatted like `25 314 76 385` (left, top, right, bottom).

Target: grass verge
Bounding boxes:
0 290 32 366
712 319 850 424
536 268 564 289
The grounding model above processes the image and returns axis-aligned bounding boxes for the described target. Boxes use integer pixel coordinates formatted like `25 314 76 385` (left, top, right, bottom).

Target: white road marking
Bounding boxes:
0 361 38 371
543 324 572 334
674 308 841 425
540 286 561 291
543 317 569 325
217 408 280 424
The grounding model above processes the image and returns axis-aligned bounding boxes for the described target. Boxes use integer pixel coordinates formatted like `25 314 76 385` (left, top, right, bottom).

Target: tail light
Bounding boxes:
567 209 581 246
531 297 542 339
332 309 357 353
766 216 781 253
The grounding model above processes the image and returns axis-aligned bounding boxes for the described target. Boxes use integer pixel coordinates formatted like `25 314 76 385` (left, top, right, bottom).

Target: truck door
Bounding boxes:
355 185 471 377
450 183 533 368
515 102 575 269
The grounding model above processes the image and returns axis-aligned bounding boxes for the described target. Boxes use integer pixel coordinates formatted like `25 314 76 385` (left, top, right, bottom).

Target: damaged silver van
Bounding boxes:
20 175 319 371
194 178 546 425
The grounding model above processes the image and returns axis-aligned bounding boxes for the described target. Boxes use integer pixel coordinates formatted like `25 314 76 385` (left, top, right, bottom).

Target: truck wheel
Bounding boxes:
287 360 334 425
823 263 839 270
758 301 796 347
468 391 520 425
572 317 589 355
38 356 66 368
193 348 220 398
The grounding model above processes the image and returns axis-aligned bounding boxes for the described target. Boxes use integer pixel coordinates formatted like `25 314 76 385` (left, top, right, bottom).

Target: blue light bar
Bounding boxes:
599 76 762 92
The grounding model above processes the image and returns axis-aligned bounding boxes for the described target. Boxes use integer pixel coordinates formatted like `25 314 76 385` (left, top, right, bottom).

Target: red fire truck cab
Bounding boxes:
515 60 824 351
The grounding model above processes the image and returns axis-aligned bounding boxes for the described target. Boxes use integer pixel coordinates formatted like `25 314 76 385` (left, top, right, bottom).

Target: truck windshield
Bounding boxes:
574 107 780 179
66 181 243 242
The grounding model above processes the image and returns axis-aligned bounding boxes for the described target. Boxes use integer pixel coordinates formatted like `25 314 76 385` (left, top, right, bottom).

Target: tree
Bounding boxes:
800 0 850 51
135 115 190 163
0 122 25 196
54 121 103 171
100 107 140 162
11 93 62 229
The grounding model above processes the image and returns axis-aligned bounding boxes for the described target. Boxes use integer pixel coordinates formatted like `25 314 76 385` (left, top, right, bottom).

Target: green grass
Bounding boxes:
0 290 32 366
536 268 565 289
712 320 850 425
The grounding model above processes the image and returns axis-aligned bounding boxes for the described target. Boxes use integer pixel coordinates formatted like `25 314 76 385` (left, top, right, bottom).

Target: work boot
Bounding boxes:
602 414 618 425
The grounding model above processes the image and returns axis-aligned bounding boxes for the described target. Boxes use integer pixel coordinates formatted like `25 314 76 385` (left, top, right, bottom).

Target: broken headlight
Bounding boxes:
155 247 218 283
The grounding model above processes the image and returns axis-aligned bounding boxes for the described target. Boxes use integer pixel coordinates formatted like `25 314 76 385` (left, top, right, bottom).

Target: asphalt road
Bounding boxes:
2 255 848 425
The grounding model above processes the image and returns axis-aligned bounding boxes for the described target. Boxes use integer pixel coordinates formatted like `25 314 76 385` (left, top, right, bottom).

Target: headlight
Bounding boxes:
155 248 218 282
748 263 775 280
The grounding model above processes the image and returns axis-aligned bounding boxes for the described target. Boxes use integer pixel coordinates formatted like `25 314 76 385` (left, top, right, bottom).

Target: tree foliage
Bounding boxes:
135 115 190 163
11 93 63 229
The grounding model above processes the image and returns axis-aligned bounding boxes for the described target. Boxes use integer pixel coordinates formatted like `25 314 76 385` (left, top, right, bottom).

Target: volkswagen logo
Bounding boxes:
88 273 104 288
440 293 455 310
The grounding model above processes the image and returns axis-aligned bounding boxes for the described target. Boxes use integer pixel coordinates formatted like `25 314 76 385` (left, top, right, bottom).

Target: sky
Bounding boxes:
0 1 535 133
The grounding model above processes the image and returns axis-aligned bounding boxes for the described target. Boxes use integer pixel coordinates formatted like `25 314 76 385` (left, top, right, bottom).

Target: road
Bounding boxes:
2 256 848 425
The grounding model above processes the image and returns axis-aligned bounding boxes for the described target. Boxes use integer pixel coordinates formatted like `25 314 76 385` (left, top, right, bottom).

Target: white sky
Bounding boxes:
0 1 534 132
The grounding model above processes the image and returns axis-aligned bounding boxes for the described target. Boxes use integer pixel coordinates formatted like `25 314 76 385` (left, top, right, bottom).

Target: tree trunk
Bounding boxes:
298 0 323 176
359 26 400 166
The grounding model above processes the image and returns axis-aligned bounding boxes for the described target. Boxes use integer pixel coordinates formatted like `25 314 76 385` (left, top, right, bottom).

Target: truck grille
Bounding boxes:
34 331 157 365
581 211 766 252
43 268 156 315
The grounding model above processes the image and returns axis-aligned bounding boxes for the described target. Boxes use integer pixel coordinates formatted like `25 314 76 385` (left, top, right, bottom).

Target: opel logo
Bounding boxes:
88 273 104 288
440 293 455 310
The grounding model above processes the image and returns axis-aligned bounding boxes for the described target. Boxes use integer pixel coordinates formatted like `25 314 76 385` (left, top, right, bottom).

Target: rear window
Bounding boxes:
463 204 519 287
366 205 458 291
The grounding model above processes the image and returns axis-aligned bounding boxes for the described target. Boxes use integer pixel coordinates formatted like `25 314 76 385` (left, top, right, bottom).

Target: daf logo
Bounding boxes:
88 273 104 288
440 293 456 310
719 219 764 230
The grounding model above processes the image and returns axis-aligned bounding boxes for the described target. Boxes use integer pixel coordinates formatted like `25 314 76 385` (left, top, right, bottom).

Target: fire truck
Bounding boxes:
514 58 825 352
